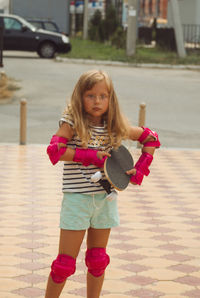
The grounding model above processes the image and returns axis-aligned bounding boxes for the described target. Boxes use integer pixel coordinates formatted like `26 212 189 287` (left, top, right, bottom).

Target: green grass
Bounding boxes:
60 38 200 65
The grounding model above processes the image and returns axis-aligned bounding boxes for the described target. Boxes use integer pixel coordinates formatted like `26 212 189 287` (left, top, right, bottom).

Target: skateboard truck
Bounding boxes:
91 171 118 201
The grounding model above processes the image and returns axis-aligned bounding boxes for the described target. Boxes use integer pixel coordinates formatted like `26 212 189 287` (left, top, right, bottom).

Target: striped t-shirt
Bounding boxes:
60 113 112 194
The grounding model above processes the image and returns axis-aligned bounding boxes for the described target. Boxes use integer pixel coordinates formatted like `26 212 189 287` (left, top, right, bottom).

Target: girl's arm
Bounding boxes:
55 122 76 162
128 126 156 156
47 122 110 166
46 122 75 164
127 126 160 185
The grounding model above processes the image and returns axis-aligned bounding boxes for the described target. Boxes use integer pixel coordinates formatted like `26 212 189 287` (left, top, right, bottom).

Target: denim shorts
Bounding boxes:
60 192 120 230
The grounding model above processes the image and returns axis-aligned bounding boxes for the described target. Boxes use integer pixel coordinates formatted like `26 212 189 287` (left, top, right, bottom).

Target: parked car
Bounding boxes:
27 19 67 35
0 13 71 58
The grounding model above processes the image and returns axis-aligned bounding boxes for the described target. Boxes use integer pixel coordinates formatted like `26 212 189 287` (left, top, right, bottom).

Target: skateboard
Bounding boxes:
91 145 134 199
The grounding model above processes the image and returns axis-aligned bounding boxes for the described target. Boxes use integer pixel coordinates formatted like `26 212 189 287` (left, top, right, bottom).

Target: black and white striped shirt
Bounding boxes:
60 113 112 194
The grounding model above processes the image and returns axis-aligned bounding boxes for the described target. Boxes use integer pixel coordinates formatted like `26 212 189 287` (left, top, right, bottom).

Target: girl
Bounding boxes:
45 69 160 298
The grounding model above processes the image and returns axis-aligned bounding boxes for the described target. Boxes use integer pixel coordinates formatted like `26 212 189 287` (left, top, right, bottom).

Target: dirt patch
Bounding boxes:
0 71 20 102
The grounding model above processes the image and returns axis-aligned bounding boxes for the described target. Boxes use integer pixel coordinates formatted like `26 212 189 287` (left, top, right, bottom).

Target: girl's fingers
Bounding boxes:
126 168 136 175
97 151 111 159
58 143 67 149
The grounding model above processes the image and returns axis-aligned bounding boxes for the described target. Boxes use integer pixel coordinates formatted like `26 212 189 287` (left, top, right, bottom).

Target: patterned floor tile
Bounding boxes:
148 281 193 295
0 145 200 297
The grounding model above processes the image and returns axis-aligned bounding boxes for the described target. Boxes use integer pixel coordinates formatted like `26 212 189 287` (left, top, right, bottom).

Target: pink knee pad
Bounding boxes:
50 254 76 283
85 248 110 277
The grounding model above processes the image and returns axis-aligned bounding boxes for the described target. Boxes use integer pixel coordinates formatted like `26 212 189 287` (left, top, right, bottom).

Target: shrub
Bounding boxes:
111 26 126 49
88 10 104 42
88 5 121 45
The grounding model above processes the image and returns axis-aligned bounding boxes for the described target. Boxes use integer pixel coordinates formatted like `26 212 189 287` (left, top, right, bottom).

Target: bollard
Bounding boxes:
20 99 27 145
137 103 146 148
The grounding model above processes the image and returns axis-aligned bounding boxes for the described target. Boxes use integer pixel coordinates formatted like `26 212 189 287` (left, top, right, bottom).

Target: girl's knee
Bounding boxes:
85 247 110 277
50 254 76 283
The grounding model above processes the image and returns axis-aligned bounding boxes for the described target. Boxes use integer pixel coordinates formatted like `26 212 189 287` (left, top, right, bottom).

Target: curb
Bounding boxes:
56 57 200 70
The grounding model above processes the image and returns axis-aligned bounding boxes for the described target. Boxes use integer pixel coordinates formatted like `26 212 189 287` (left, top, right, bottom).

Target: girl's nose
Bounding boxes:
95 96 101 103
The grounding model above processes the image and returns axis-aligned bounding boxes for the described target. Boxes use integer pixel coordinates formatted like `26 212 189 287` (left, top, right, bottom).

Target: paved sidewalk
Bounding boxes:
0 144 200 298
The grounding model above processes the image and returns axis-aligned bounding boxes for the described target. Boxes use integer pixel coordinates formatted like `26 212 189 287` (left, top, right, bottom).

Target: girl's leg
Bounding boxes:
86 227 111 298
45 229 86 298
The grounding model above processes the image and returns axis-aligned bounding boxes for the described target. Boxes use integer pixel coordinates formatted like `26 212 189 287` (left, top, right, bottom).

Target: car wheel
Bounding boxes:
38 42 56 58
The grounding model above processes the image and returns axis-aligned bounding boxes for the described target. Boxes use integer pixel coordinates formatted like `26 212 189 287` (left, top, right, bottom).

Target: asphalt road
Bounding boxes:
1 51 200 149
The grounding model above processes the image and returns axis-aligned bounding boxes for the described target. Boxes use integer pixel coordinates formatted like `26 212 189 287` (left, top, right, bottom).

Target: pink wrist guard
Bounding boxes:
47 135 68 165
73 148 106 168
135 152 153 176
130 152 153 185
138 127 160 148
130 170 144 185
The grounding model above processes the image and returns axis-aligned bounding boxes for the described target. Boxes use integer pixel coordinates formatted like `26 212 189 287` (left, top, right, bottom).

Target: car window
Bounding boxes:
29 21 43 29
45 22 58 32
4 17 22 30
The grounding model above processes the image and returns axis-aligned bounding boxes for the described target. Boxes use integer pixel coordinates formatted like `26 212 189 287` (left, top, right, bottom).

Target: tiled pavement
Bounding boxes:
0 144 200 298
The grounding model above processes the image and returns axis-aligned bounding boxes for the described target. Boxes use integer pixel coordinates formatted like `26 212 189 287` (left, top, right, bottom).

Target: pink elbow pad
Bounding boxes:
47 135 68 165
73 148 106 168
138 127 161 148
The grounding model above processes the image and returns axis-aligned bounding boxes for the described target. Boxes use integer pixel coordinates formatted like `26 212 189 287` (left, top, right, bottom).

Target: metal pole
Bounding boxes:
0 18 4 68
126 0 138 56
170 0 186 58
9 0 12 13
137 103 146 148
71 0 76 37
83 0 89 39
155 0 158 18
20 99 27 145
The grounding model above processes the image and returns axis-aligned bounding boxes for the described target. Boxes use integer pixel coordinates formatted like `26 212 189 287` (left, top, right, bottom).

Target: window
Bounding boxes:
149 0 153 15
157 0 161 16
142 0 145 14
45 22 58 32
4 17 22 30
29 21 43 30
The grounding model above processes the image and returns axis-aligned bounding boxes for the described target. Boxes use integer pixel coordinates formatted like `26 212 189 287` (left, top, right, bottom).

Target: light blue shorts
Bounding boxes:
60 192 120 230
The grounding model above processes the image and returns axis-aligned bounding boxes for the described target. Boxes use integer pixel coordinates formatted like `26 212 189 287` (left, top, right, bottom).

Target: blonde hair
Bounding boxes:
65 69 130 148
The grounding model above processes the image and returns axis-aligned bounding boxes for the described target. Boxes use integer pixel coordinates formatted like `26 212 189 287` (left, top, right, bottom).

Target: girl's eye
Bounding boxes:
85 94 108 100
87 94 95 100
100 94 107 100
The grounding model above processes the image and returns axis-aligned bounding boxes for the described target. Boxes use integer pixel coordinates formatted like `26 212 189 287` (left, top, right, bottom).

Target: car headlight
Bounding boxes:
62 35 69 44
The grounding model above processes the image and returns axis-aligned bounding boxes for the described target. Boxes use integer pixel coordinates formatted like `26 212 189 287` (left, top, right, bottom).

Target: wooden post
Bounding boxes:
137 102 146 148
20 99 27 145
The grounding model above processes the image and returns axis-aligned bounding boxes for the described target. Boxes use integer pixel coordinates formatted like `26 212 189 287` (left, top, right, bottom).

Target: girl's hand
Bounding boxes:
126 168 136 176
126 168 137 185
58 143 68 150
97 151 111 160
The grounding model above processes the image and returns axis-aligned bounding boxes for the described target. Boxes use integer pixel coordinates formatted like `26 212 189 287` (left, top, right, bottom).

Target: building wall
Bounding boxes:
139 0 168 24
178 0 197 25
168 0 200 26
196 0 200 22
0 0 9 13
10 0 70 34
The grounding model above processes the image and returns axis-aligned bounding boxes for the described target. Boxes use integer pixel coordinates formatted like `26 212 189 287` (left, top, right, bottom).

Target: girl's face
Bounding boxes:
83 80 109 126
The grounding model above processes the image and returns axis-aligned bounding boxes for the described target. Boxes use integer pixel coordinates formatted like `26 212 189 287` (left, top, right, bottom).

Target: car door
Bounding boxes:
3 16 38 51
